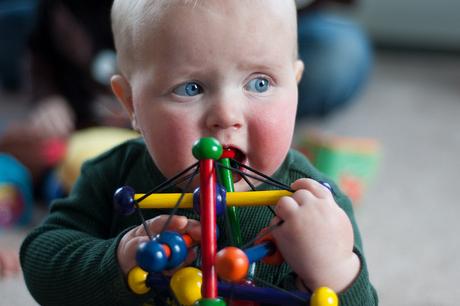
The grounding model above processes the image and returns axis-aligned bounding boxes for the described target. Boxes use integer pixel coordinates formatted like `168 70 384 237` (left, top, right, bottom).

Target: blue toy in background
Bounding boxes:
42 170 66 207
0 153 33 227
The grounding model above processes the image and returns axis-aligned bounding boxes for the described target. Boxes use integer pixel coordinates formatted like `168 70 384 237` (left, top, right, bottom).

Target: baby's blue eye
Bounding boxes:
246 77 270 93
174 82 203 96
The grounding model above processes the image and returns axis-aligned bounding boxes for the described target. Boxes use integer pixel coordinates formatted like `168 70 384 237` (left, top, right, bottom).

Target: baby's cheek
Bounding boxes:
249 118 294 175
269 116 295 168
146 121 197 177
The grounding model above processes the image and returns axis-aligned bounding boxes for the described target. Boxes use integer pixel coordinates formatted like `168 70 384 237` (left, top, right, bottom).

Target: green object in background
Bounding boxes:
297 131 381 204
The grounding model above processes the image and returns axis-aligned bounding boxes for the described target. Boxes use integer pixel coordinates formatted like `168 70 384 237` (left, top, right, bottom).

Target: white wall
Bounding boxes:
337 0 460 50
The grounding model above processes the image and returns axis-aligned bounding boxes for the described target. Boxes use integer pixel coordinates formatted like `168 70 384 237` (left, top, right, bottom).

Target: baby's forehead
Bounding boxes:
112 0 297 75
132 0 296 27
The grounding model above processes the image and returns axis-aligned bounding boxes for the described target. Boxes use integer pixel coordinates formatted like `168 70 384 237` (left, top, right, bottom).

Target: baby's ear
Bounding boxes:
295 59 304 84
111 74 133 113
111 74 139 130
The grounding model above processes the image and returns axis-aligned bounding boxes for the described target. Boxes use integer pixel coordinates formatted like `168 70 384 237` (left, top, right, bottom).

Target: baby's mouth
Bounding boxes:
221 146 246 183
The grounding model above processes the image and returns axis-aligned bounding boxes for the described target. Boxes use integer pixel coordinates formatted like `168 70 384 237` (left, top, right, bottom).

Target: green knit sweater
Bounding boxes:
20 138 378 305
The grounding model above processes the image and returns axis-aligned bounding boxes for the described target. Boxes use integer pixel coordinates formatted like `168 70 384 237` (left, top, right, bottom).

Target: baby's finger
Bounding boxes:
183 246 198 266
124 235 150 254
291 178 331 199
274 196 299 221
144 215 188 236
269 215 282 226
290 189 317 208
184 219 201 242
162 215 189 232
117 235 149 274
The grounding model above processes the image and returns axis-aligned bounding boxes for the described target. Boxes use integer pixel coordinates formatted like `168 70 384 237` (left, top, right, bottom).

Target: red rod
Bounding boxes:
200 159 217 298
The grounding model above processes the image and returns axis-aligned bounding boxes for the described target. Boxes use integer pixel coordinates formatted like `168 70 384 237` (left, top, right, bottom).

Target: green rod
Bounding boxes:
218 158 256 279
218 158 242 247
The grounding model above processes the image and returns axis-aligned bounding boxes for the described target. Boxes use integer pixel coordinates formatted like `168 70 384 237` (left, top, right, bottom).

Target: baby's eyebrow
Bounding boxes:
236 60 283 72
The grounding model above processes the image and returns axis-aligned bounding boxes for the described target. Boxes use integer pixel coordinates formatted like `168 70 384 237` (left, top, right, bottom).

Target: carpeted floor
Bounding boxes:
1 50 459 305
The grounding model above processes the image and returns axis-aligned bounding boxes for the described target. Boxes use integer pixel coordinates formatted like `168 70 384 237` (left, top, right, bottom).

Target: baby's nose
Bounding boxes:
205 100 244 131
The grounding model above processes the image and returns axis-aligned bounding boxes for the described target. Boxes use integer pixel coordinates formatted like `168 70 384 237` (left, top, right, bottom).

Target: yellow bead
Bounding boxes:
310 287 338 306
127 266 151 295
170 267 203 306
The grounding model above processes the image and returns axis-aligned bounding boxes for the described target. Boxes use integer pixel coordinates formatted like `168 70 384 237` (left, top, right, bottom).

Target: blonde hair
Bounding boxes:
111 1 154 77
111 0 298 77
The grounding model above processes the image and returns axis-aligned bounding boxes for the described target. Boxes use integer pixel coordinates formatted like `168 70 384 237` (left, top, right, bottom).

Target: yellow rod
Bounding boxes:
135 190 293 209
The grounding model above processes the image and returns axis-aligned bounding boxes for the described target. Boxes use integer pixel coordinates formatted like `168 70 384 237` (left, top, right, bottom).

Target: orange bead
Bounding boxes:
182 234 193 248
161 243 171 258
215 247 249 283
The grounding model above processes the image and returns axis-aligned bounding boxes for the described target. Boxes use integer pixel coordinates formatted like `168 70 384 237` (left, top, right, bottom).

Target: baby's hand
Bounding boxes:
117 215 201 276
271 178 360 292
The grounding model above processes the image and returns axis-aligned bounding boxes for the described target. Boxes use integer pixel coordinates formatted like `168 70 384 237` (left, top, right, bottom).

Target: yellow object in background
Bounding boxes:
57 127 139 192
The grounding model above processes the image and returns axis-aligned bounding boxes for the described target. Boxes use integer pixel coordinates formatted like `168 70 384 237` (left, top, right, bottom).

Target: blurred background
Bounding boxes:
1 0 459 305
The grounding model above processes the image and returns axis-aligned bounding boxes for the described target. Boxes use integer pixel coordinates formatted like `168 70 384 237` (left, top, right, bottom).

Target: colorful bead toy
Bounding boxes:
114 137 338 306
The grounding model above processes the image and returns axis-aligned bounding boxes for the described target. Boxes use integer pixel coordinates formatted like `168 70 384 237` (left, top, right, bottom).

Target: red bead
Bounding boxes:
220 148 236 159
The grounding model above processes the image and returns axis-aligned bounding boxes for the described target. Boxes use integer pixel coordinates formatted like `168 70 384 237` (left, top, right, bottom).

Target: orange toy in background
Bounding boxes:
296 130 381 204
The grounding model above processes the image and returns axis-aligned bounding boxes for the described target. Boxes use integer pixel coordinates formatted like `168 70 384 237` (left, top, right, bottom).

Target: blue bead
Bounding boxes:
113 186 136 215
157 231 187 270
192 184 226 216
136 240 168 272
319 181 332 192
215 184 226 216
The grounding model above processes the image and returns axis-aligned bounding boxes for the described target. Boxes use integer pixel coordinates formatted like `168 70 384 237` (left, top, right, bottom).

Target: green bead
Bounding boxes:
192 138 223 160
193 298 226 306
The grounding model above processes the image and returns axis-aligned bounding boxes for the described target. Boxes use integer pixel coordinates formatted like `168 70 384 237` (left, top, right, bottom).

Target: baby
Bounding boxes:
20 1 377 305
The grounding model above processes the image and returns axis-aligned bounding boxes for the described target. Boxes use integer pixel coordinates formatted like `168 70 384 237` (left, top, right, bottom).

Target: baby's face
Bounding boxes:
119 1 303 190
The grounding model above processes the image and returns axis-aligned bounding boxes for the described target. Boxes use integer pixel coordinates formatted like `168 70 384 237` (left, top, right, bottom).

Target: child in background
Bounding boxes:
20 1 378 305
